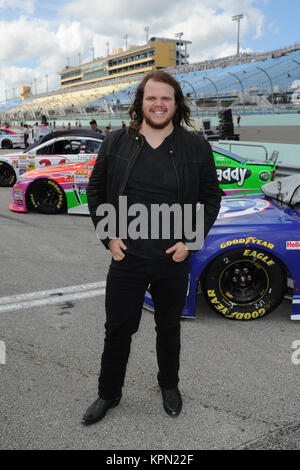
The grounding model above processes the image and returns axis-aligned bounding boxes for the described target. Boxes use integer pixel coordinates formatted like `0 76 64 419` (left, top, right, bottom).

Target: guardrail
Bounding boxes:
221 142 270 159
275 163 300 176
218 140 300 176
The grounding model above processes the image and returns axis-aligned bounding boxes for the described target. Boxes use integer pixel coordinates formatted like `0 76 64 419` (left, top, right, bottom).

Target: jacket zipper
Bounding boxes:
170 151 181 204
119 142 141 195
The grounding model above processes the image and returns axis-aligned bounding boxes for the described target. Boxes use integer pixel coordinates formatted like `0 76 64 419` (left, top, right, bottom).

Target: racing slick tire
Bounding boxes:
204 247 286 320
27 179 67 214
0 161 16 186
1 139 13 149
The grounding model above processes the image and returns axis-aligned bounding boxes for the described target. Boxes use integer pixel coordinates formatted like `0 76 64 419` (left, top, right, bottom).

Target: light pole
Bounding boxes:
106 41 110 57
144 26 149 44
175 32 184 66
123 34 128 50
228 71 245 111
78 52 81 65
45 74 48 93
232 14 243 56
256 65 274 110
91 47 95 61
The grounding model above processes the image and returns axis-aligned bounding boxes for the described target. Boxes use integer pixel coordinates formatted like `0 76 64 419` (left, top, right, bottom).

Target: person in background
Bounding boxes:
23 124 29 148
237 114 241 126
90 119 102 133
28 125 34 145
104 124 112 135
90 119 105 138
33 122 39 142
38 121 52 139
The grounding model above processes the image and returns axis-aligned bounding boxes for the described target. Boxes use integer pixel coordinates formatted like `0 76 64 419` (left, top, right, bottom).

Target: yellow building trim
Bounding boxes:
59 65 82 75
154 41 175 68
59 45 153 76
59 66 154 89
107 56 154 71
60 74 83 83
107 44 153 61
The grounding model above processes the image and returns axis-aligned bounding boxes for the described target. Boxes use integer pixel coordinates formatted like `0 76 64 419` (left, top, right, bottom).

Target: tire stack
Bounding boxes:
217 109 240 140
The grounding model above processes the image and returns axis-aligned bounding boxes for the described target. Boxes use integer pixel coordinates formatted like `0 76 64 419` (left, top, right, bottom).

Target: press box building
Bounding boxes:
58 37 191 90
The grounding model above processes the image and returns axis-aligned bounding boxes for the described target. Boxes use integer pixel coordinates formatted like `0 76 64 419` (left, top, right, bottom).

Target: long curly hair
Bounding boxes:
128 70 192 130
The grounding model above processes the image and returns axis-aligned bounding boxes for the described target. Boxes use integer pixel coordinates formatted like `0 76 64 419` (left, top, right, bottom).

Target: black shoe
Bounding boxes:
161 387 182 417
81 396 121 425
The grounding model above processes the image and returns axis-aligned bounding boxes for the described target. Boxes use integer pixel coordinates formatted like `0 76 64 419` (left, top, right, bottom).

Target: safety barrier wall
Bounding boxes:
218 140 300 174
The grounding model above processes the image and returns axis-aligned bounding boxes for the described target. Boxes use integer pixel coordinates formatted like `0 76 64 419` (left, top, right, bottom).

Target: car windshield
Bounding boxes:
24 129 102 153
262 175 300 207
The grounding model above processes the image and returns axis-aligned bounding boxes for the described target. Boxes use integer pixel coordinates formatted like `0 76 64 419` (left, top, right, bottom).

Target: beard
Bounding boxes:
143 114 174 130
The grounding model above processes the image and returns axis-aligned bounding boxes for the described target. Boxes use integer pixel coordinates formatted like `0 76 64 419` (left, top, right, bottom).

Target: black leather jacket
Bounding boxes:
87 126 221 251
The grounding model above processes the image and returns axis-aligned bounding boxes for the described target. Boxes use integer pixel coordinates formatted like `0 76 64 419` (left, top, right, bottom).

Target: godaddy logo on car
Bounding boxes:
216 167 251 186
220 237 274 249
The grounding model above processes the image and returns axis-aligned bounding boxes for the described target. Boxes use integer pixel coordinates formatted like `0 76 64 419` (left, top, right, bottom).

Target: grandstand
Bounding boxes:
0 81 135 122
2 41 300 123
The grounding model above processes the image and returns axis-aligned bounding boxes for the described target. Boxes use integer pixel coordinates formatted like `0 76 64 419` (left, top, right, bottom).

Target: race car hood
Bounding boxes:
19 161 91 179
214 196 300 228
0 152 25 160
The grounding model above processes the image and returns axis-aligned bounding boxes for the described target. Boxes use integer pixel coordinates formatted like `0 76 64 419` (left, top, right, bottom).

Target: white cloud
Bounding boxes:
0 17 96 99
0 0 35 14
60 0 265 60
0 0 266 102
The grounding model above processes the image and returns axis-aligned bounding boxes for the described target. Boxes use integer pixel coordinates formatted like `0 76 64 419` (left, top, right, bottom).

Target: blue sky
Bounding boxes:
247 1 300 51
0 0 299 102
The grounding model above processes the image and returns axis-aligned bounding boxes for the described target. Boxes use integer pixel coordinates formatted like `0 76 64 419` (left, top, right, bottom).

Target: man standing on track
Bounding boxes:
83 70 221 425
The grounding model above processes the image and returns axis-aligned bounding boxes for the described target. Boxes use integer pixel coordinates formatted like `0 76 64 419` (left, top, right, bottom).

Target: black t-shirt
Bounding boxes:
123 130 182 259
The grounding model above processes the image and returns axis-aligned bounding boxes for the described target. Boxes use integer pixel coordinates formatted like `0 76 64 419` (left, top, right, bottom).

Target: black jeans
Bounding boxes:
98 253 190 399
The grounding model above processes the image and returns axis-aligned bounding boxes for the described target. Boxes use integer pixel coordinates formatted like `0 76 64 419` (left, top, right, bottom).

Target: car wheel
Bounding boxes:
0 161 16 186
27 179 67 214
204 247 286 320
1 139 13 149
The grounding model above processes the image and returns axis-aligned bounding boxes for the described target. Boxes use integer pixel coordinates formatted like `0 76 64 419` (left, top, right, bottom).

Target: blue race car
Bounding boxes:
144 175 300 321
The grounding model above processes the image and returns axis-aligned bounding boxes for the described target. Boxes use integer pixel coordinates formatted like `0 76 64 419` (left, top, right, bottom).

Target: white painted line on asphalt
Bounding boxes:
0 289 106 314
0 281 106 305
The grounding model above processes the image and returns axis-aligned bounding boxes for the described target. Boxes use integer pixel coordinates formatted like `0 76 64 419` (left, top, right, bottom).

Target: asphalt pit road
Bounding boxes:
57 301 74 314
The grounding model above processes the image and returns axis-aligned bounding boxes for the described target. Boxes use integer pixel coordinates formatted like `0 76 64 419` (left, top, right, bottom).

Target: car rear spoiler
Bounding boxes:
269 150 279 166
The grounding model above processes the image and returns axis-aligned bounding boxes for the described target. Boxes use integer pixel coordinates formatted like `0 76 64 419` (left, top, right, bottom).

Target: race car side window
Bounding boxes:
36 142 55 155
80 139 101 154
62 139 82 154
52 140 67 154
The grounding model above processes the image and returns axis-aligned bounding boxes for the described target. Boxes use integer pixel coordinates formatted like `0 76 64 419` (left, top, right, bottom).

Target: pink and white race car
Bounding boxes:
0 129 103 186
0 128 24 150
